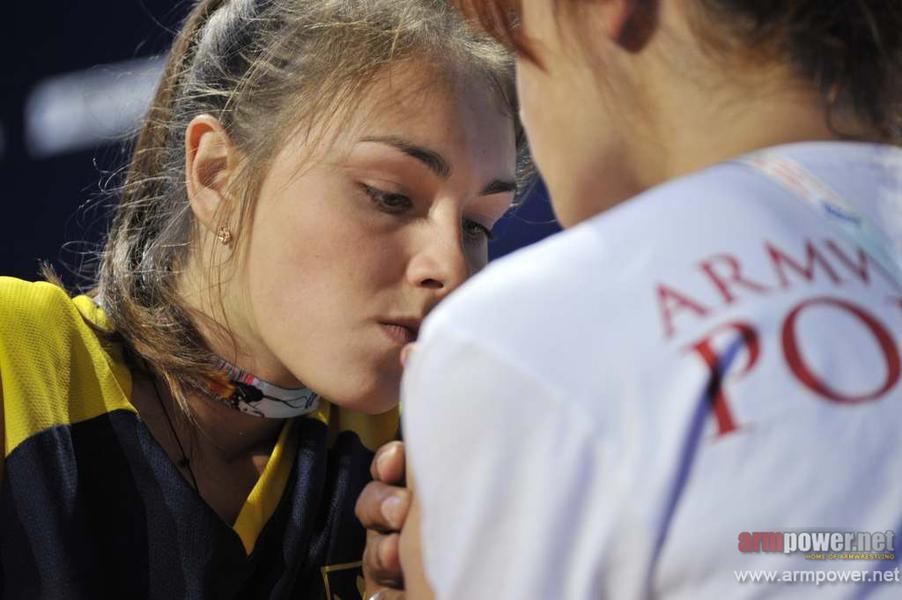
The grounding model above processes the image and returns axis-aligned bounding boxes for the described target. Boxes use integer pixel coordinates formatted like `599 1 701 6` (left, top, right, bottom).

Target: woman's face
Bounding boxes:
232 65 516 413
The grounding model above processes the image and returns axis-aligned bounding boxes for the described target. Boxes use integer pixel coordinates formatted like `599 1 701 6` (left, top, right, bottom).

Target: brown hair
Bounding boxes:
454 0 902 141
97 0 524 413
453 0 533 61
692 1 902 142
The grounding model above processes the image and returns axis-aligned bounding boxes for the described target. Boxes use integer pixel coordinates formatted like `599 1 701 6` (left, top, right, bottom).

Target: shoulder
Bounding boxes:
425 220 602 335
0 276 79 329
429 162 782 323
0 277 133 459
424 164 764 331
416 157 846 389
0 276 118 363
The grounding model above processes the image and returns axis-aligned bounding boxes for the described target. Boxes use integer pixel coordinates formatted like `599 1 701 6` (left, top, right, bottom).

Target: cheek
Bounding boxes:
516 60 566 167
244 181 415 343
250 176 396 280
241 196 409 405
251 206 343 289
243 190 349 332
516 61 543 140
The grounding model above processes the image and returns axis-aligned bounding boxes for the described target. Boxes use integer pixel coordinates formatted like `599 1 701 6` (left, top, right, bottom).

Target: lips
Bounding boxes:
379 320 420 345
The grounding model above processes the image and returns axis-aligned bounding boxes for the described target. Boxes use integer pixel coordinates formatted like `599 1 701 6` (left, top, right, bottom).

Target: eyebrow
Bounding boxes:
360 135 517 196
361 135 451 179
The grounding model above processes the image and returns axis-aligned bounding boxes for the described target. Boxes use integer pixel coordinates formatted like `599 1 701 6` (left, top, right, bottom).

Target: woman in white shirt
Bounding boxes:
391 1 902 598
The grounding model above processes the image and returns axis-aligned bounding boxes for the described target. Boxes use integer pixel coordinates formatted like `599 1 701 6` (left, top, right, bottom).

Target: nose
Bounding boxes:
405 221 471 300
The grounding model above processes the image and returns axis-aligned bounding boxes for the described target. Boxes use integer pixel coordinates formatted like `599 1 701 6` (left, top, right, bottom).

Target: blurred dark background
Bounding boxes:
0 1 559 288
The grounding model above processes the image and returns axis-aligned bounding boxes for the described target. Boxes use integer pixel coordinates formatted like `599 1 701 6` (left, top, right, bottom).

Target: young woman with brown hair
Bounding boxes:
399 0 902 597
0 1 523 598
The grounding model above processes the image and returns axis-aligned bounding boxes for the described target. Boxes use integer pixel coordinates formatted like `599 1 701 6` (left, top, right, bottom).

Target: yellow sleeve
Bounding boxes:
0 277 133 462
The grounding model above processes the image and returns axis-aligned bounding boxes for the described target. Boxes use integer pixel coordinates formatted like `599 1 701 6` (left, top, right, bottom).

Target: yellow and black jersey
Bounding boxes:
0 277 399 599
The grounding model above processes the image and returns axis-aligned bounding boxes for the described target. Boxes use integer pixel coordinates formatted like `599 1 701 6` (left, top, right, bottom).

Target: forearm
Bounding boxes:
398 473 434 600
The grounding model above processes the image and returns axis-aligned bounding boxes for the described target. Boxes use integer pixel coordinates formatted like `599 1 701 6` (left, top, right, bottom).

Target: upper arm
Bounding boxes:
402 330 606 599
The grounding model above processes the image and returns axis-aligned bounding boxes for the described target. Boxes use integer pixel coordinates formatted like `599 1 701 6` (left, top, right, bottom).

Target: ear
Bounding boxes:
598 0 654 51
184 114 239 233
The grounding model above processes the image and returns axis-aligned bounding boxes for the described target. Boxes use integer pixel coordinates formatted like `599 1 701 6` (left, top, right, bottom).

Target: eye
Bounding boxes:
463 218 494 242
361 184 413 213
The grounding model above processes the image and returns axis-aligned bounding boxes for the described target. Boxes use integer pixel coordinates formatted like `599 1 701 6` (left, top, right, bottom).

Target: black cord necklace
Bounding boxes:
150 375 200 492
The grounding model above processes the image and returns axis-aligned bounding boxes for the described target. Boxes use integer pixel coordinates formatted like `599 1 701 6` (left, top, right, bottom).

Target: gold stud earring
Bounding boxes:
216 226 233 246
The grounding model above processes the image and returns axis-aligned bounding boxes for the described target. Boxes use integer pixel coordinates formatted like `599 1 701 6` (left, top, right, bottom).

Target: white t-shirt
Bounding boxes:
402 142 902 599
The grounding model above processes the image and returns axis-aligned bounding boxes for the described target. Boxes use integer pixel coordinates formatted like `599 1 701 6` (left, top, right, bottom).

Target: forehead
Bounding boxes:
267 60 518 187
342 61 516 168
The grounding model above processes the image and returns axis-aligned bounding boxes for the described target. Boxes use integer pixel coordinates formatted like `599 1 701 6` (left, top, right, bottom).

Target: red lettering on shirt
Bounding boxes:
782 297 900 403
688 321 760 436
767 240 842 288
657 284 711 339
699 254 771 304
825 239 897 288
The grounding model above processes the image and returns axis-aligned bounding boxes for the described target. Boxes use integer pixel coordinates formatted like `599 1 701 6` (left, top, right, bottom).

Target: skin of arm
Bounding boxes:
398 470 434 600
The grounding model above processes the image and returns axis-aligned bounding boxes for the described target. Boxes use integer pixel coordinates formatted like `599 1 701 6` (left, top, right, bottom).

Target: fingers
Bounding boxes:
360 416 411 594
370 441 406 483
363 529 404 589
357 490 407 589
356 480 411 532
359 440 410 592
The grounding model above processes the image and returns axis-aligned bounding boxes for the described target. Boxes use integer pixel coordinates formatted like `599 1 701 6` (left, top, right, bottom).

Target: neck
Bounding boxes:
634 2 881 188
170 258 310 458
138 367 285 466
185 388 286 461
557 84 851 227
560 24 884 227
642 82 864 189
